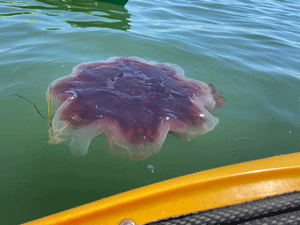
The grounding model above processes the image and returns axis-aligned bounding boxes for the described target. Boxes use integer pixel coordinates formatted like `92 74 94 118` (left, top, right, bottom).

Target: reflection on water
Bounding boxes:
1 0 131 30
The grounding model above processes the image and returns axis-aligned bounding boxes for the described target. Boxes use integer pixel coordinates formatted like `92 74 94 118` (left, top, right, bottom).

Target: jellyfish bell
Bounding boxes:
46 57 225 161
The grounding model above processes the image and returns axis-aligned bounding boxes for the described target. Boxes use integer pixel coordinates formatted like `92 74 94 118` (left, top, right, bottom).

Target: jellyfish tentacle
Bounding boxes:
106 119 170 161
69 124 100 156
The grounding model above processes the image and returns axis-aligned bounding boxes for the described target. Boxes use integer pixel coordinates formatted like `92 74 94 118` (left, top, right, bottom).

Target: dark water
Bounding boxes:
0 0 300 224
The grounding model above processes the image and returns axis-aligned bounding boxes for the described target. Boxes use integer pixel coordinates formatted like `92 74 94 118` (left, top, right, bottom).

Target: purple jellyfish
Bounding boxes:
47 57 225 160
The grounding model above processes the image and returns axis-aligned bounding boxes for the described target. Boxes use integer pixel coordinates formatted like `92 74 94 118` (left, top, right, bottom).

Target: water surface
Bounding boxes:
0 0 300 224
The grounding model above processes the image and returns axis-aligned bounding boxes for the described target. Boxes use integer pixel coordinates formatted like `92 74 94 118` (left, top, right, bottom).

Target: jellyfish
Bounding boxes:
47 57 225 160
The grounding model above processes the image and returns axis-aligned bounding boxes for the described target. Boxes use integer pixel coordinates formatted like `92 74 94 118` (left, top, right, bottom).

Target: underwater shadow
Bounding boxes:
8 0 131 31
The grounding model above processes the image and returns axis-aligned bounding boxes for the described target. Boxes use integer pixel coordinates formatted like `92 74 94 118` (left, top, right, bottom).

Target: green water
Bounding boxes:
0 0 300 224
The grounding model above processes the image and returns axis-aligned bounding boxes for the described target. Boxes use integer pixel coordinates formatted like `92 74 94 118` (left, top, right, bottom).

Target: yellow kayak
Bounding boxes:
23 152 300 225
